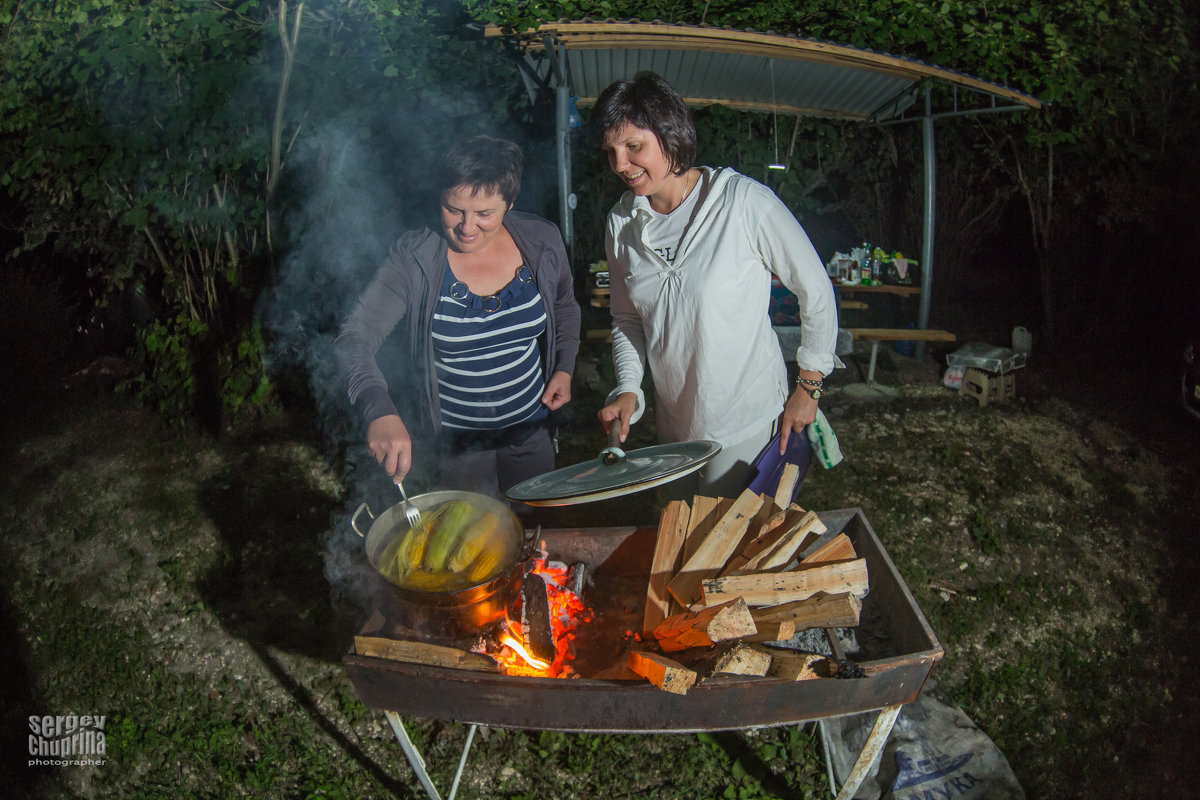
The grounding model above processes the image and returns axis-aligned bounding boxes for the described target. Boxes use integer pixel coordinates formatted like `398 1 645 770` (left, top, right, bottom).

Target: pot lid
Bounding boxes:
507 437 722 506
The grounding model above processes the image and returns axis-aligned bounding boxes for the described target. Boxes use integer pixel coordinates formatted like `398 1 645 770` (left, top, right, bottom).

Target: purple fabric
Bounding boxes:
746 428 811 502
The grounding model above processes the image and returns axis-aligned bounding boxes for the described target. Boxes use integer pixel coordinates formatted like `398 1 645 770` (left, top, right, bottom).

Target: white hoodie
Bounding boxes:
605 166 840 445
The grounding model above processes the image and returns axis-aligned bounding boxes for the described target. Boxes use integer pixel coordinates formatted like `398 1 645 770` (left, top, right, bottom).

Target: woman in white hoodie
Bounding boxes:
595 71 840 497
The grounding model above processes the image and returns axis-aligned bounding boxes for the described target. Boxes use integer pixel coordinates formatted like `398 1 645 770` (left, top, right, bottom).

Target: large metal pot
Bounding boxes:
352 490 532 639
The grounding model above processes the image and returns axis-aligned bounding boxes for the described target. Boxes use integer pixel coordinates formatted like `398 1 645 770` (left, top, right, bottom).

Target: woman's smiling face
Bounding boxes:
602 124 676 198
440 185 510 254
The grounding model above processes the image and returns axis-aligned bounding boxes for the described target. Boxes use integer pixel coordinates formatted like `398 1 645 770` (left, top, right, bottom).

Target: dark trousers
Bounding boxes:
437 418 554 523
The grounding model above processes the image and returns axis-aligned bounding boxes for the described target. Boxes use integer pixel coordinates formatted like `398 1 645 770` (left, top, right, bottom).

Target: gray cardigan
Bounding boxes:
335 211 581 436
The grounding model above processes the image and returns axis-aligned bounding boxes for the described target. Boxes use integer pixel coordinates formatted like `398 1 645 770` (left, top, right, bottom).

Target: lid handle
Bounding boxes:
600 424 626 465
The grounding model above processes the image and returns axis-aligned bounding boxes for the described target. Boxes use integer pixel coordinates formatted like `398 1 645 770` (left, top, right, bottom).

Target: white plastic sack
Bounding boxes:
823 683 1024 800
808 409 844 469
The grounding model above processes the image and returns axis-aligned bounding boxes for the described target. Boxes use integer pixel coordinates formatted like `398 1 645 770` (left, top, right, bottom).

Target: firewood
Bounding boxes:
653 597 757 652
353 636 496 672
642 499 691 635
742 510 827 573
627 650 697 695
768 651 831 681
701 558 868 607
773 462 801 508
738 620 796 642
521 575 555 664
718 504 803 577
749 592 863 630
682 495 722 562
668 489 764 608
800 532 857 564
674 642 772 679
739 498 779 555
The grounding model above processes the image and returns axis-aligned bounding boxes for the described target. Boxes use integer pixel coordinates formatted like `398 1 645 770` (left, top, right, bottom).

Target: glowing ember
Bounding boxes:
492 550 593 678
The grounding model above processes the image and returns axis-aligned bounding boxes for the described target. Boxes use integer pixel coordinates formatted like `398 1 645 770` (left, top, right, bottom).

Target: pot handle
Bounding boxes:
518 524 541 562
350 503 375 538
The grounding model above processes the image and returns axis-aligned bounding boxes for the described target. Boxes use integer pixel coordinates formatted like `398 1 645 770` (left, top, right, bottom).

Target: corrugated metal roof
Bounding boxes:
485 20 1040 122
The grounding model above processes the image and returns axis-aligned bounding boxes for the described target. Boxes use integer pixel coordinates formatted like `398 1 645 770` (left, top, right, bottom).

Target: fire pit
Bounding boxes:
346 508 940 723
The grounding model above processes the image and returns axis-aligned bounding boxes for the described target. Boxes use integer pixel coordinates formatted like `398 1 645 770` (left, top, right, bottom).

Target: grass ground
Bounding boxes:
2 340 1198 798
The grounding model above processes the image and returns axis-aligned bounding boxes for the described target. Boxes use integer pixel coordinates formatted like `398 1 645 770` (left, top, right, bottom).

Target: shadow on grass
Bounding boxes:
0 587 51 797
711 729 815 798
194 437 412 795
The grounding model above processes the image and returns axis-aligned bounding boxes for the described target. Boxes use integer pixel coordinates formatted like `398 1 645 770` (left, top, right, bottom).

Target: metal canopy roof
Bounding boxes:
483 20 1041 344
485 20 1041 122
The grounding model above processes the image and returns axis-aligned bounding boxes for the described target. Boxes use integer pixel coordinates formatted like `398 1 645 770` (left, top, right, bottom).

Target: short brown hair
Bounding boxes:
437 135 524 205
593 71 696 175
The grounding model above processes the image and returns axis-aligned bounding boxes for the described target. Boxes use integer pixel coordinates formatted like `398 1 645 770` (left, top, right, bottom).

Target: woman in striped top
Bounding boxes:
337 136 580 506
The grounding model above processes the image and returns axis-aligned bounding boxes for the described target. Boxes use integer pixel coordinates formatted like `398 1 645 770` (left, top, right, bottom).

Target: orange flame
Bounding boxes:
492 551 592 678
499 631 551 670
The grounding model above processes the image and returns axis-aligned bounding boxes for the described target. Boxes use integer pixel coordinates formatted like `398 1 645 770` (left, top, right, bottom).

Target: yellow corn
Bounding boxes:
377 535 405 583
399 568 459 592
393 524 431 575
447 512 503 573
467 545 505 584
423 500 478 571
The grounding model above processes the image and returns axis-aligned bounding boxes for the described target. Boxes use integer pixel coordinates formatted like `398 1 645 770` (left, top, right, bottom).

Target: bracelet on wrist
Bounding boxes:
796 376 824 388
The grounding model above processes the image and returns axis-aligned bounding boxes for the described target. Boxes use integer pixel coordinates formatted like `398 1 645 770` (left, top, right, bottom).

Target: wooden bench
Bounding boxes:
847 328 957 383
837 284 923 298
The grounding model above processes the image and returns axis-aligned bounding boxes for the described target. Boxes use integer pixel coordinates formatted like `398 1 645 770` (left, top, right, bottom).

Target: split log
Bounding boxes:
742 510 827 573
653 597 757 652
701 558 868 607
627 650 697 695
682 495 722 562
738 620 796 643
674 642 772 679
718 504 803 577
773 462 801 508
642 499 691 634
749 592 863 630
800 532 857 564
353 636 496 672
768 651 832 681
739 498 780 557
521 575 556 664
668 489 765 608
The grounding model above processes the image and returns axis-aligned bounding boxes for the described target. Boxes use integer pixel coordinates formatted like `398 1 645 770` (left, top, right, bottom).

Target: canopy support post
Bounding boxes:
917 86 936 359
543 35 575 264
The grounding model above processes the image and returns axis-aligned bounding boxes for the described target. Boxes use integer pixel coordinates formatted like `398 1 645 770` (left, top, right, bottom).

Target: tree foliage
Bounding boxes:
2 0 1196 426
472 0 1199 343
1 0 521 425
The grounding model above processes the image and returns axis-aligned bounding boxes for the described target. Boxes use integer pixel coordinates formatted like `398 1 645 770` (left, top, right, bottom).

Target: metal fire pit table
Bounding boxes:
344 508 943 799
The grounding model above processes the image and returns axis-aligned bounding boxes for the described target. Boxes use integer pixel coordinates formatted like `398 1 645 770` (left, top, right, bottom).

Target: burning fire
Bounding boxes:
494 553 592 677
499 630 550 671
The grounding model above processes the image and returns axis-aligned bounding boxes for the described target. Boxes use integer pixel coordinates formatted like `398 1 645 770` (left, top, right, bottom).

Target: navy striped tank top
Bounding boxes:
432 264 549 431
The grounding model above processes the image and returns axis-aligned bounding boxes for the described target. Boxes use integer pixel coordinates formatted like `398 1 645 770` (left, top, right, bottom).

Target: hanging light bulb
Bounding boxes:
768 60 787 170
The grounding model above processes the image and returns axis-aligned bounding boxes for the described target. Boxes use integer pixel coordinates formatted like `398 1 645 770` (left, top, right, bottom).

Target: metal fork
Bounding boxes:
395 480 423 529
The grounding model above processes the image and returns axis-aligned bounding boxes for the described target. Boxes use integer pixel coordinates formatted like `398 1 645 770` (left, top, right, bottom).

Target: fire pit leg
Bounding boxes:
383 712 479 800
822 704 902 800
448 724 478 800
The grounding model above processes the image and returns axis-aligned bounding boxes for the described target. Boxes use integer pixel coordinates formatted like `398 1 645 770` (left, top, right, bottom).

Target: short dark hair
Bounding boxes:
438 135 524 205
593 71 696 175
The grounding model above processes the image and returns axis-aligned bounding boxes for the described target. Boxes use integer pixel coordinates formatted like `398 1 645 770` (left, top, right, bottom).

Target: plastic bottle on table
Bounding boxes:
871 247 887 283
